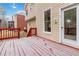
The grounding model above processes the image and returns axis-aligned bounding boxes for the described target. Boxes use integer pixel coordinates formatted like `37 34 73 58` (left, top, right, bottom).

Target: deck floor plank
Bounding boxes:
30 39 54 56
0 40 9 56
0 36 79 56
20 39 38 56
16 39 27 56
9 40 15 56
33 37 79 56
0 40 6 55
5 40 12 56
18 39 38 56
30 37 70 56
13 39 20 56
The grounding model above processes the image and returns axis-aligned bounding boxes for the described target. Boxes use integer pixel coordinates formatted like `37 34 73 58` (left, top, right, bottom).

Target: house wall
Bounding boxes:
13 15 17 28
17 15 26 31
13 15 26 31
25 3 37 20
25 3 73 42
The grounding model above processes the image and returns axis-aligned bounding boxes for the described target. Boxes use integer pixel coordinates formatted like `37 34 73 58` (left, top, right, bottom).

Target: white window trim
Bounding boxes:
43 7 52 34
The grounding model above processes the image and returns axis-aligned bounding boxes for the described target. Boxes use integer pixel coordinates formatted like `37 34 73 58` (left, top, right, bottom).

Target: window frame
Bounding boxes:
43 8 52 34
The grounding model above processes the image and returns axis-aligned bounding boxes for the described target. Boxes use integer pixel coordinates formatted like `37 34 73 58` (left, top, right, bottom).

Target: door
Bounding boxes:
61 4 79 48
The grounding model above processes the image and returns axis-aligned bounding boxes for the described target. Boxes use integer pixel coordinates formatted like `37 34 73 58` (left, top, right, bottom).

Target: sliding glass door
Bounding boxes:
64 8 76 40
61 4 79 48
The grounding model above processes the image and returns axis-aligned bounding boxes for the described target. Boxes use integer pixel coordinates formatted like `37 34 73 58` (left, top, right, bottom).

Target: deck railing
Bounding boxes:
27 28 37 37
0 28 20 40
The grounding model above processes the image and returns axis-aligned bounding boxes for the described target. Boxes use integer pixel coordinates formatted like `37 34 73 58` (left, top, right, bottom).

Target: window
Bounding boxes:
8 21 14 28
44 9 51 32
26 10 28 16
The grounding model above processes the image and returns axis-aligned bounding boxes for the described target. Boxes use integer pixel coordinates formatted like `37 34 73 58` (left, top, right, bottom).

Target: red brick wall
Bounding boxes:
17 15 26 31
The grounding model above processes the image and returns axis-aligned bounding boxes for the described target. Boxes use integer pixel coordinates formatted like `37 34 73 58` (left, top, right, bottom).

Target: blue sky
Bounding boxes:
0 3 25 17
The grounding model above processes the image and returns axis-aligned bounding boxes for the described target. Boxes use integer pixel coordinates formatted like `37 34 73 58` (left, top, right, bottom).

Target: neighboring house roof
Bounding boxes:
16 11 26 15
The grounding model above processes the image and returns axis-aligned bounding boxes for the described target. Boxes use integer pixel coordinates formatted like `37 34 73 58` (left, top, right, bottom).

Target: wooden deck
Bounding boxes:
0 36 79 56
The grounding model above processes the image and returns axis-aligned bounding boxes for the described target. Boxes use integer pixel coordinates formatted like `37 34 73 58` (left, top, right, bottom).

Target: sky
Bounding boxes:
0 3 25 20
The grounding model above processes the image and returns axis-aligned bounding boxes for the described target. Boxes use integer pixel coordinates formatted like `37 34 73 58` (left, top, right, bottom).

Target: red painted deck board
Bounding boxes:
0 36 79 56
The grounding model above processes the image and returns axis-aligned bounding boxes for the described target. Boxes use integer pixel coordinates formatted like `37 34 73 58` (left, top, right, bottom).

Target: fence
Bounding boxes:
0 28 20 40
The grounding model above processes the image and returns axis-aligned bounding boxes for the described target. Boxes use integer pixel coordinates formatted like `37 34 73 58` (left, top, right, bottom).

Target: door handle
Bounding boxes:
61 27 64 29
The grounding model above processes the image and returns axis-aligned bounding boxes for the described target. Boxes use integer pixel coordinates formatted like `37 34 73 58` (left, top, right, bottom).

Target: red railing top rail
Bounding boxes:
0 28 20 30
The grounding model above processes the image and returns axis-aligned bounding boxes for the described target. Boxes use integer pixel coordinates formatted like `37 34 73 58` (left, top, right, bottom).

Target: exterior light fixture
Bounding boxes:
66 19 71 23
